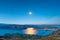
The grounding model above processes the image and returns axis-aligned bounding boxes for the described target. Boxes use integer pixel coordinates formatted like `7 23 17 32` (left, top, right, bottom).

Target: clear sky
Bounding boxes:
0 0 60 24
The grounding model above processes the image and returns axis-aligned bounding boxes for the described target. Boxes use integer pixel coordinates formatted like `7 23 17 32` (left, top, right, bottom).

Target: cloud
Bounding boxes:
46 17 60 24
13 16 60 24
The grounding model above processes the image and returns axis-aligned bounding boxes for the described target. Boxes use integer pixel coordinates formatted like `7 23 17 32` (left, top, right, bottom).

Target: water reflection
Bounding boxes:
25 28 36 35
0 29 53 37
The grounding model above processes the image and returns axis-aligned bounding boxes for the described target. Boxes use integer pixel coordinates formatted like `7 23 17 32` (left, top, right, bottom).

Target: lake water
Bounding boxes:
0 29 53 37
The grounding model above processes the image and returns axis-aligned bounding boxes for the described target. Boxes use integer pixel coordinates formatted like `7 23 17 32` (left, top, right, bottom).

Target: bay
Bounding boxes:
0 29 53 37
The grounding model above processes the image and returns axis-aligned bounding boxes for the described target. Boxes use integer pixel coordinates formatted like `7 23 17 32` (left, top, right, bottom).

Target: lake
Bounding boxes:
0 29 54 37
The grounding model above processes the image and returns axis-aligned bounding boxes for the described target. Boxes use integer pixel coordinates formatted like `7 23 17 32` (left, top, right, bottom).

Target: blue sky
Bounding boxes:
0 0 60 24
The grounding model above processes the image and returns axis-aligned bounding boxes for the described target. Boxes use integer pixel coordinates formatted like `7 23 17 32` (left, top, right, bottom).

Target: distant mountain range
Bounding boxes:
0 23 60 30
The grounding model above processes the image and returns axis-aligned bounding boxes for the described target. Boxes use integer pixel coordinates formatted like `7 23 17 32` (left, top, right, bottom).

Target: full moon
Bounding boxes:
29 11 32 15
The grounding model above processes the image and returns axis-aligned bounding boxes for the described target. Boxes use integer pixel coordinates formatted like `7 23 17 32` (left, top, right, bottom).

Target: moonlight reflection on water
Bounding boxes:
0 29 53 36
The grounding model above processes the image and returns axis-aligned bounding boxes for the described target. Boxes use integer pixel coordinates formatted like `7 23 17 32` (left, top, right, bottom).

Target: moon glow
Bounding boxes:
29 11 32 15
